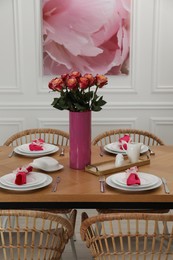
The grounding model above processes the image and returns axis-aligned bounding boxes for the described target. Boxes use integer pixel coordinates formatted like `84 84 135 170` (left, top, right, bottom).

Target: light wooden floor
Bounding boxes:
62 209 97 260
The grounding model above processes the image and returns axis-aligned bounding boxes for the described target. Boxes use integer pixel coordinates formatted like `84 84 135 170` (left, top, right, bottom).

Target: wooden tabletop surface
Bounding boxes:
0 145 173 209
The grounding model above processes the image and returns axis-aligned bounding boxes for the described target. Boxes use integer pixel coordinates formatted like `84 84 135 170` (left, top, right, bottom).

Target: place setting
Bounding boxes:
106 166 162 192
104 134 149 155
13 138 59 157
99 135 162 192
0 165 53 192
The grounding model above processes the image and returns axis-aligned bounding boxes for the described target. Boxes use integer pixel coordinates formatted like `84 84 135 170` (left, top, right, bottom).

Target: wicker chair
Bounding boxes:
3 128 69 147
80 211 173 260
3 128 78 259
92 128 164 146
0 209 77 260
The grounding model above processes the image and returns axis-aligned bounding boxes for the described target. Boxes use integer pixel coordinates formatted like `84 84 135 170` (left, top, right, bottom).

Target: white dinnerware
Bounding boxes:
14 143 59 157
115 154 124 167
104 142 148 155
31 156 63 172
124 142 142 163
106 172 162 191
0 172 52 191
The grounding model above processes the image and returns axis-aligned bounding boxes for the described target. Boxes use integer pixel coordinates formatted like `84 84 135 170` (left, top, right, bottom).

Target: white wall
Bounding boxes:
0 0 173 145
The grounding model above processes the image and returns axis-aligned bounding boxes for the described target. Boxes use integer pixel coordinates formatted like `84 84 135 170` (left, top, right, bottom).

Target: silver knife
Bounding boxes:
161 177 170 194
99 176 105 193
52 176 61 192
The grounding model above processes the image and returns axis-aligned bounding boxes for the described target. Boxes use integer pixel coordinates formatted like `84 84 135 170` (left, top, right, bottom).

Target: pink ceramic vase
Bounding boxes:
69 111 91 169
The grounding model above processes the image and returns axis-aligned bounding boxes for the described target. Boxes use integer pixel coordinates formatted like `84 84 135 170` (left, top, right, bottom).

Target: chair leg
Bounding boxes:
70 238 78 260
65 213 78 260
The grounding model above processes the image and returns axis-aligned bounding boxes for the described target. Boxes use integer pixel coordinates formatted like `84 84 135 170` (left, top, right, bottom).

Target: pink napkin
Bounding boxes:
126 166 141 186
15 165 33 185
29 139 44 151
119 134 131 150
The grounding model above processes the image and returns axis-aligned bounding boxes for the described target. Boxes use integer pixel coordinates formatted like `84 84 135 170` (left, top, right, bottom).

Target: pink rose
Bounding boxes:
70 71 81 79
67 77 78 90
84 74 96 87
79 77 89 90
95 74 108 88
42 0 130 75
48 78 64 91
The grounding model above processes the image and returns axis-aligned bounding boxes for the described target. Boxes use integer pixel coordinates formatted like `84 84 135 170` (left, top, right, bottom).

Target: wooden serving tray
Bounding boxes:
85 156 150 176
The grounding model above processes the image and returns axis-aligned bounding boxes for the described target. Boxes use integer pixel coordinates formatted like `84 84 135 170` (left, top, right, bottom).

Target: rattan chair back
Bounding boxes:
80 212 173 260
0 209 77 260
92 128 164 146
3 128 69 147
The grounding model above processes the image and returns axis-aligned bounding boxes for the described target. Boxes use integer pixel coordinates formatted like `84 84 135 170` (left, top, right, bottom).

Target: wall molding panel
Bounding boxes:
151 0 173 93
38 118 69 128
150 117 173 129
0 118 24 127
0 0 22 93
92 118 136 127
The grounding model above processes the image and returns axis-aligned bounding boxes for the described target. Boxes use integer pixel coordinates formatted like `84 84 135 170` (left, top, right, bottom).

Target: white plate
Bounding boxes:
14 146 59 157
104 142 148 155
106 174 162 191
111 172 160 189
0 175 52 191
17 143 58 154
0 172 47 188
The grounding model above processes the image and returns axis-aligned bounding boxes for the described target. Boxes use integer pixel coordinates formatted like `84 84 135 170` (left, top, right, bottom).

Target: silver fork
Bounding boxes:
60 147 65 156
99 146 104 157
52 176 61 192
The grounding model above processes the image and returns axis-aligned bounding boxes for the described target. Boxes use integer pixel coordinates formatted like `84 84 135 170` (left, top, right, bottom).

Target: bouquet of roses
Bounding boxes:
48 71 108 112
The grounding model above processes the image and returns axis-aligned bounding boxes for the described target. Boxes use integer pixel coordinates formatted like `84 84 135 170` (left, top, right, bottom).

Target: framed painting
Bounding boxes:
42 0 131 75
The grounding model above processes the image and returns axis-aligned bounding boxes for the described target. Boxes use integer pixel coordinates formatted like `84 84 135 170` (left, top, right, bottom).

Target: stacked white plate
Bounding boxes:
14 143 59 157
106 172 162 191
0 172 52 191
104 142 148 155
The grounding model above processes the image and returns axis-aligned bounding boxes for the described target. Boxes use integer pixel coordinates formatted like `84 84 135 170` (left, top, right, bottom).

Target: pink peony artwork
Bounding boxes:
42 0 131 75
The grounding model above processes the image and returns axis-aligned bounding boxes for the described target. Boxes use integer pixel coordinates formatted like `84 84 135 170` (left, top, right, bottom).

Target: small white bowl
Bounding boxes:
31 156 63 172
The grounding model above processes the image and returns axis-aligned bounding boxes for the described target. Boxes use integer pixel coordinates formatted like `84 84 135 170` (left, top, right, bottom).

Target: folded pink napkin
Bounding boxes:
126 166 140 186
29 138 44 151
127 173 140 186
14 165 33 185
119 135 131 150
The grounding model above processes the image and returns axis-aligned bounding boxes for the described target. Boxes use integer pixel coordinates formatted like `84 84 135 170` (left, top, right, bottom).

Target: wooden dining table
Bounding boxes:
0 145 173 210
